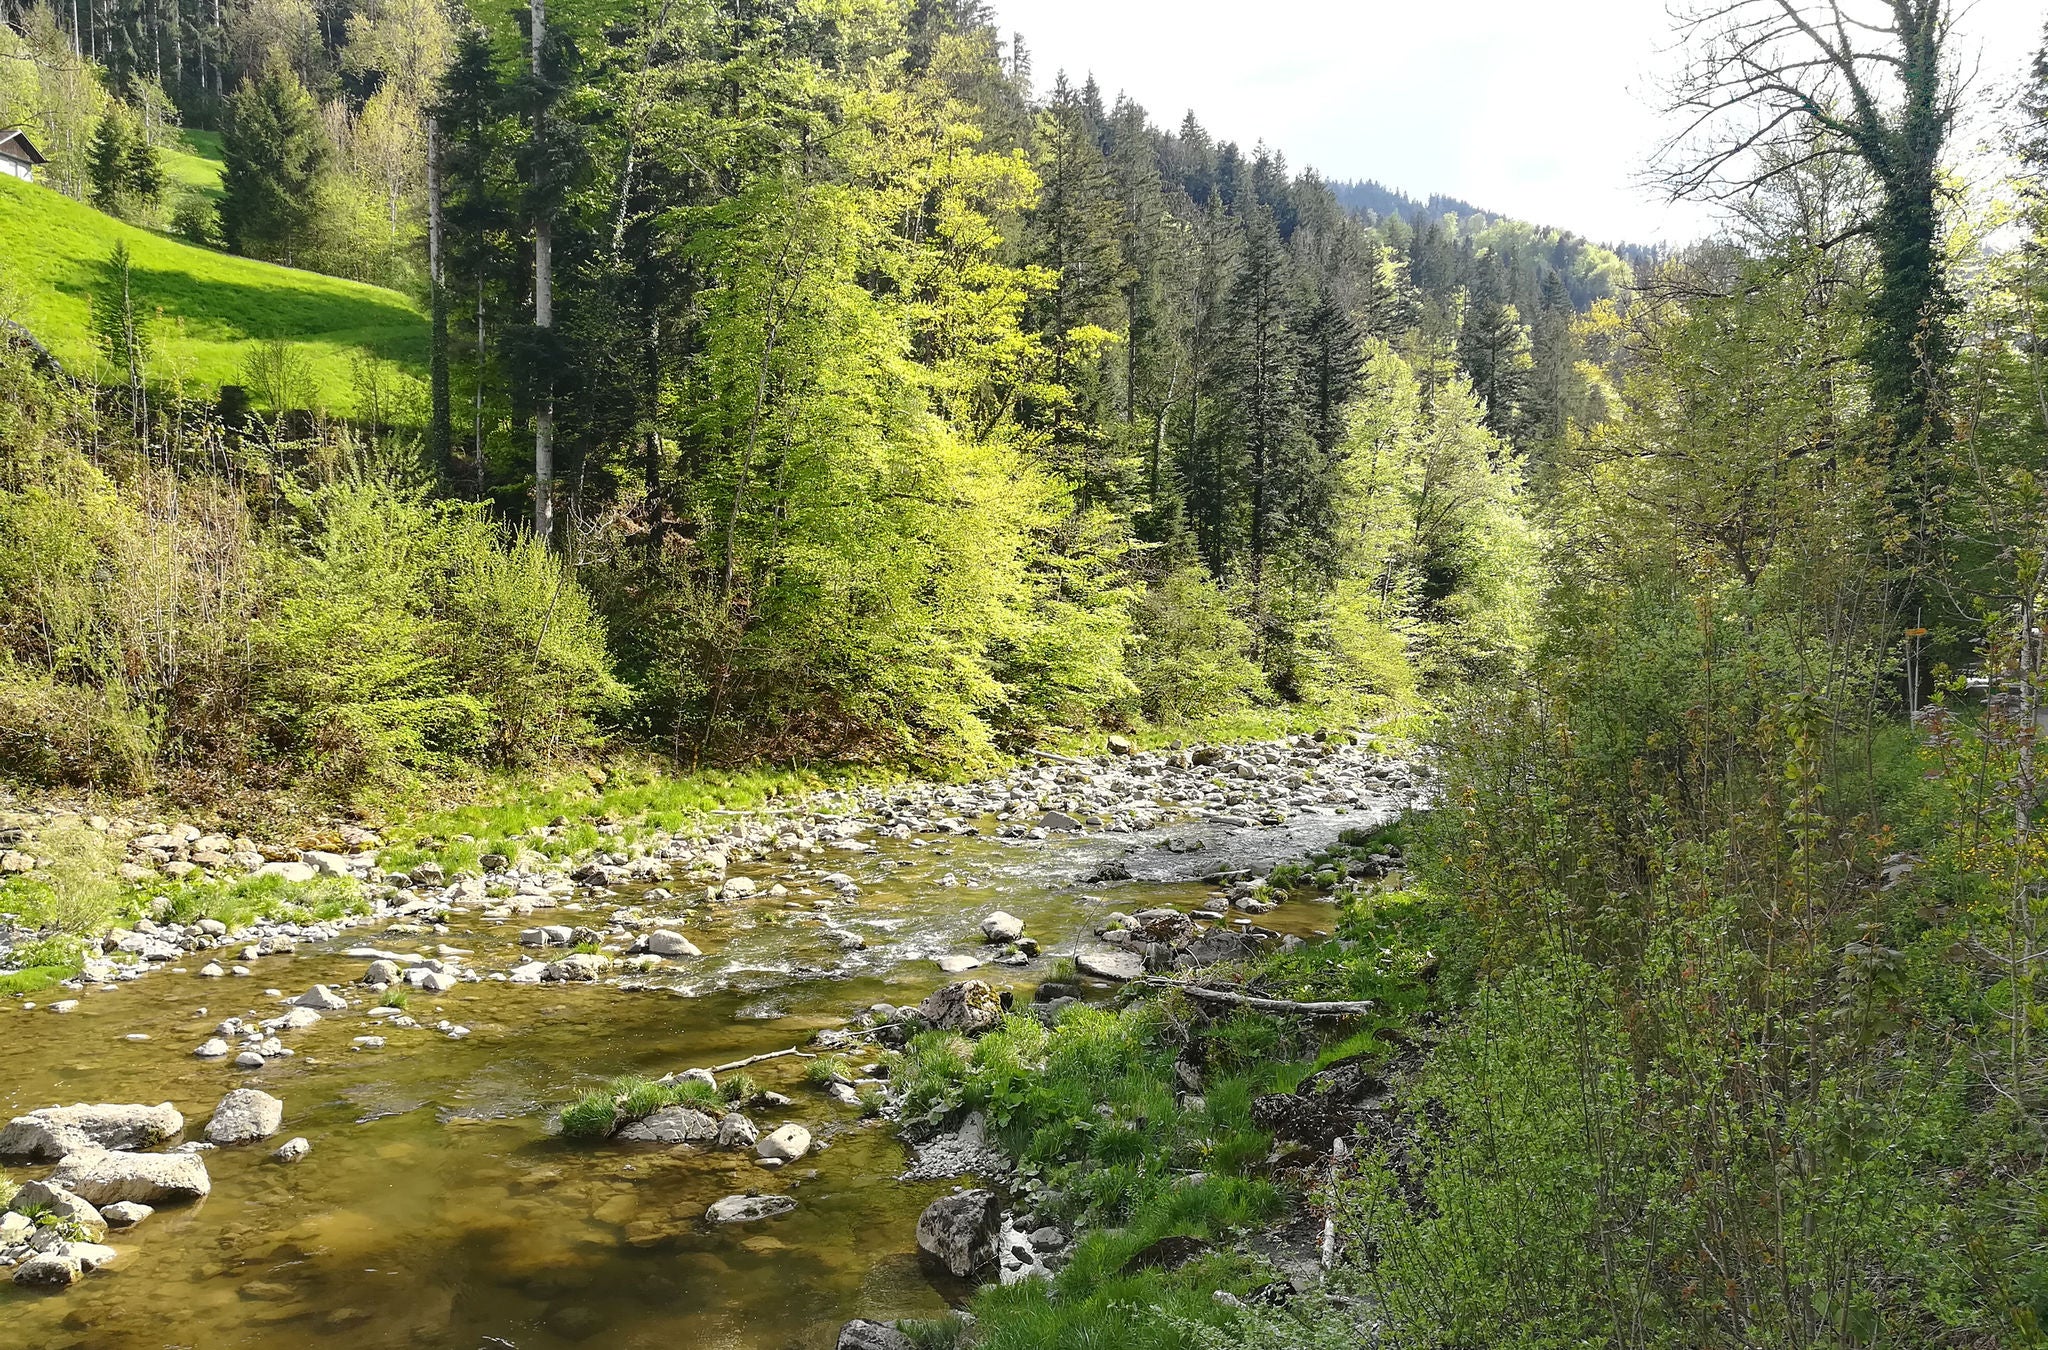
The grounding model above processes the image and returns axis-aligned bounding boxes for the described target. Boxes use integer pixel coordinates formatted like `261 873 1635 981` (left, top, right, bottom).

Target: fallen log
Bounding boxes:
1137 978 1376 1017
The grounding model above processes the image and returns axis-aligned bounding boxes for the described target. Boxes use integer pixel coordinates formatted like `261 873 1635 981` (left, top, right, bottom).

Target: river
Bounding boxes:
0 788 1392 1349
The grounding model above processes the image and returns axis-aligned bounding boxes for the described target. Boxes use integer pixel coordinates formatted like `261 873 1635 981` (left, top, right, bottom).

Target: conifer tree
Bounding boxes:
1457 259 1529 443
219 59 331 264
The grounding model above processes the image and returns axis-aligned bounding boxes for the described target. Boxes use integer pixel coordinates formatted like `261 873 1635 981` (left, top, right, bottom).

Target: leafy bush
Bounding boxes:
2 822 123 935
1127 566 1266 725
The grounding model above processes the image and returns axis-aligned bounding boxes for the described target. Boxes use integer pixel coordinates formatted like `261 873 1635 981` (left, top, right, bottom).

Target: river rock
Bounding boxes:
363 959 400 985
934 954 982 974
616 1107 718 1145
1076 947 1145 981
6 1181 105 1236
756 1123 811 1162
980 911 1025 942
63 1241 118 1271
272 1137 310 1163
645 930 700 957
12 1252 82 1287
705 1194 795 1223
837 1320 915 1350
233 1051 266 1069
256 860 316 883
1039 811 1082 831
0 1103 185 1159
295 984 347 1011
99 1202 152 1230
721 876 757 899
50 1148 211 1205
204 1088 284 1144
194 1037 230 1058
916 1189 1000 1277
545 954 607 982
716 1113 759 1149
917 980 1005 1035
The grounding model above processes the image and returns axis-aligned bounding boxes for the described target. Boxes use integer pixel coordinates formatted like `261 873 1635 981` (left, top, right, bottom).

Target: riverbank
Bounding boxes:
0 733 1426 1345
828 815 1459 1350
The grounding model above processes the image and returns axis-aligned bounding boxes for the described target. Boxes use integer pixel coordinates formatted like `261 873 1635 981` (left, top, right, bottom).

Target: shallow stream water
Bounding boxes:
0 804 1381 1349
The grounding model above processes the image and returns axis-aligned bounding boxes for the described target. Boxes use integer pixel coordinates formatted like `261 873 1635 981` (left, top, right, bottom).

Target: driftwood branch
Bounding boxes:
1138 979 1376 1017
711 1045 815 1073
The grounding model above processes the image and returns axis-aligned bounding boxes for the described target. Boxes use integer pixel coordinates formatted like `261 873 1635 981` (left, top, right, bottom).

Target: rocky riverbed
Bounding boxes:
0 735 1424 1348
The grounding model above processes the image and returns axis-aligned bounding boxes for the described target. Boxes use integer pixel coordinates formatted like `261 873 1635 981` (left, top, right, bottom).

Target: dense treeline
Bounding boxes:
3 0 1604 783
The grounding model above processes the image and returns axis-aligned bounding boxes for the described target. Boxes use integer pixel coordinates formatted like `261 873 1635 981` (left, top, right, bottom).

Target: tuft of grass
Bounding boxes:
558 1091 620 1140
805 1055 853 1086
557 1072 724 1140
720 1072 758 1104
0 965 74 996
379 987 409 1008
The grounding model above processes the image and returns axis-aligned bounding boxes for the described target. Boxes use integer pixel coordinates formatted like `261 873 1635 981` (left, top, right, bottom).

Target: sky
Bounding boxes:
991 0 2047 245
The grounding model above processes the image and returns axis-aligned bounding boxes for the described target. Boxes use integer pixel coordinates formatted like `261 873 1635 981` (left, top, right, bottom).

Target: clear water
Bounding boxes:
0 807 1375 1349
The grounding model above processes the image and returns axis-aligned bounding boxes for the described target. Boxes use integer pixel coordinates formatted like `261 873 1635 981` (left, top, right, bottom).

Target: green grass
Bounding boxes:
159 871 367 928
378 760 901 877
0 965 74 996
162 130 225 201
558 1073 725 1140
889 857 1467 1348
0 174 427 401
379 987 409 1008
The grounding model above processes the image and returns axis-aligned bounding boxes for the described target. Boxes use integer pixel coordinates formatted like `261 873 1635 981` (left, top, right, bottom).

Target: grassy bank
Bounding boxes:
890 819 1462 1349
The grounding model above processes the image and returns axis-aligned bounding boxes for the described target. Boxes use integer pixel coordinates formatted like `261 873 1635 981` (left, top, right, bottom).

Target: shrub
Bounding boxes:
2 823 123 935
1127 567 1266 726
0 662 157 788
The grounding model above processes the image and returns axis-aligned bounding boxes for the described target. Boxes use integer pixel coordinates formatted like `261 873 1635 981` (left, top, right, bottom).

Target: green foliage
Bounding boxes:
220 59 332 266
252 475 624 790
86 102 163 222
0 822 121 935
378 987 408 1009
1127 566 1266 725
558 1073 722 1139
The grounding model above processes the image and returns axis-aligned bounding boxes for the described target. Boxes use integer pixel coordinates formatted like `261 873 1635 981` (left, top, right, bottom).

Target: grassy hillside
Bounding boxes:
0 170 426 406
163 128 225 201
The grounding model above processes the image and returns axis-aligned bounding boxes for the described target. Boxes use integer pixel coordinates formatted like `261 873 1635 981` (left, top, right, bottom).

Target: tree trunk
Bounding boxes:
531 0 554 546
426 115 451 475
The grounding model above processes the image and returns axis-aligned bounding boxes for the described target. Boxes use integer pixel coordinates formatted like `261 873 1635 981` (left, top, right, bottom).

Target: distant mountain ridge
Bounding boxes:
1328 177 1663 269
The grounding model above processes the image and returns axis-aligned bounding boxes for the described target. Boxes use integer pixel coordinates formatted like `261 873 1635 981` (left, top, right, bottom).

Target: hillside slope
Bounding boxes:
0 173 426 405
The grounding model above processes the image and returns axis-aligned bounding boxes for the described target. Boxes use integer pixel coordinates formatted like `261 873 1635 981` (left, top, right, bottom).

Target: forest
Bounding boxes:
0 0 1643 789
2 0 2047 1345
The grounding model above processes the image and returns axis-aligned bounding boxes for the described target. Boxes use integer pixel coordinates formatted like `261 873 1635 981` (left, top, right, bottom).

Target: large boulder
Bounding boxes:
50 1148 211 1205
205 1089 284 1144
5 1181 105 1237
11 1252 82 1287
756 1123 811 1162
615 1107 718 1145
1075 947 1145 981
295 985 348 1011
0 1104 184 1159
645 930 700 958
979 911 1025 943
916 981 1005 1036
916 1189 1001 1277
837 1320 915 1350
704 1194 795 1223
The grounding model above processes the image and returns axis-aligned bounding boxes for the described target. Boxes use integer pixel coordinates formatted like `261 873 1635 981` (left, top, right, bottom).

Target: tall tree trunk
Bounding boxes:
427 115 451 476
530 0 554 545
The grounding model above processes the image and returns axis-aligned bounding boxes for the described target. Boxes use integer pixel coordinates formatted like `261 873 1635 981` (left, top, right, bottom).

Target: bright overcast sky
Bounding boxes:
992 0 2046 245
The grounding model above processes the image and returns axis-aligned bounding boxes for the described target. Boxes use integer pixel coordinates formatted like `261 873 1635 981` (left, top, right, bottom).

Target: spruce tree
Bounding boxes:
219 60 331 264
1456 259 1530 443
86 106 136 213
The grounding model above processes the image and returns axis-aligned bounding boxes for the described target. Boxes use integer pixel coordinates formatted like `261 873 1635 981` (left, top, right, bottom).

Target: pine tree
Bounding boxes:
86 105 135 213
219 59 331 264
434 27 515 494
1220 203 1306 627
1456 259 1530 443
1025 73 1130 493
1524 269 1577 448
